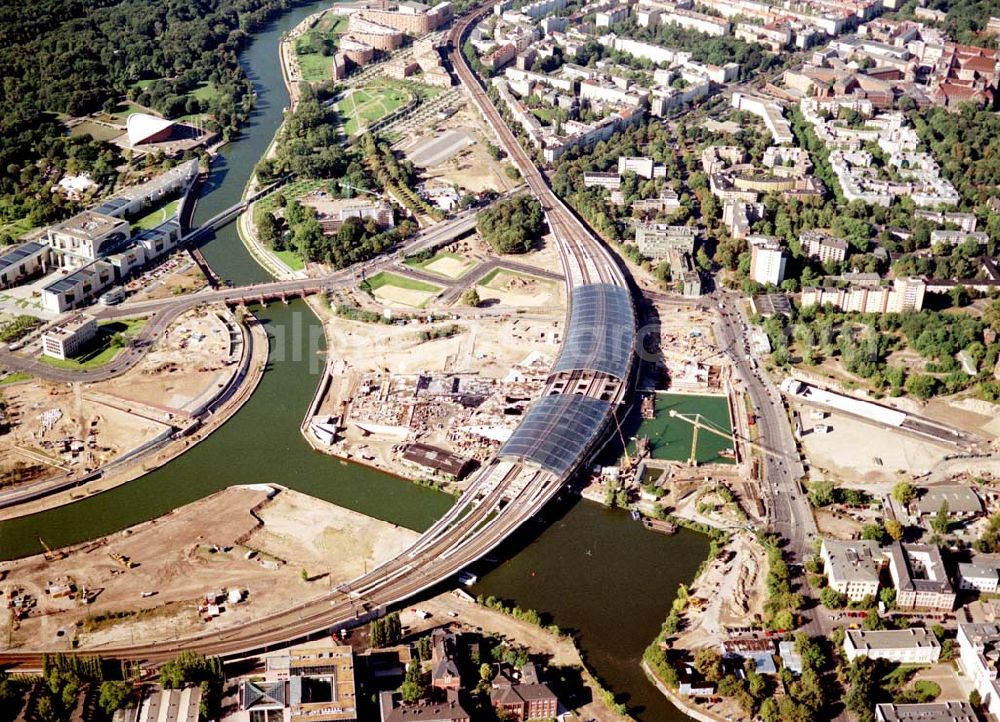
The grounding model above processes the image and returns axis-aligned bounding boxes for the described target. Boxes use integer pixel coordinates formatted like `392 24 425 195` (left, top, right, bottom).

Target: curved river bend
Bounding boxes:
0 4 704 719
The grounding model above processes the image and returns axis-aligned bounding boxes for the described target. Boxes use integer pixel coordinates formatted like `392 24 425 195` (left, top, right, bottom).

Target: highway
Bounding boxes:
713 289 816 562
0 0 638 670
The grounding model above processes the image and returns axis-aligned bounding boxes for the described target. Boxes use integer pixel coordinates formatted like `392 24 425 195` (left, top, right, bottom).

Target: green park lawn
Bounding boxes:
133 199 180 231
273 249 306 272
336 82 413 136
363 272 440 293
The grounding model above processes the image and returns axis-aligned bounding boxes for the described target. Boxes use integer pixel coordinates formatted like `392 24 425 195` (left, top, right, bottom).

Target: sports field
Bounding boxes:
363 272 441 308
404 251 476 279
336 82 413 136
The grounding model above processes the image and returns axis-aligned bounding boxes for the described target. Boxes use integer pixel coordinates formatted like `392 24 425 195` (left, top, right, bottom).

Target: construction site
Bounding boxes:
0 307 245 496
303 290 564 489
0 486 419 651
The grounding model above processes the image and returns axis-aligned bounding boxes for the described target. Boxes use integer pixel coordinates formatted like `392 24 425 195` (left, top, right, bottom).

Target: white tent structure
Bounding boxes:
126 113 176 147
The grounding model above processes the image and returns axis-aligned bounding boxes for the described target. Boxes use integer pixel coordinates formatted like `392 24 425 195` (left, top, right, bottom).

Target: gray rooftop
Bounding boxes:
916 485 982 515
846 628 940 652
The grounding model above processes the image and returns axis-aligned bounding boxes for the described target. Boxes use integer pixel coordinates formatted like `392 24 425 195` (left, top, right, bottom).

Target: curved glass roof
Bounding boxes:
500 394 612 476
552 284 635 380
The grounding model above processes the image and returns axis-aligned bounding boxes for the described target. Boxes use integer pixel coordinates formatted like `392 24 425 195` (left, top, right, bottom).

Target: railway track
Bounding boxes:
0 1 638 672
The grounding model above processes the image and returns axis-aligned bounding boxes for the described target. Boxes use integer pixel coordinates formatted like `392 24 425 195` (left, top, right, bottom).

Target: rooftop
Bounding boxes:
50 211 124 241
846 628 940 651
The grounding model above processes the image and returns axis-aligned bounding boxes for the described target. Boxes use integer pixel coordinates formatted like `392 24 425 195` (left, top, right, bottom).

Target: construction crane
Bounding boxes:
668 410 790 464
38 536 65 562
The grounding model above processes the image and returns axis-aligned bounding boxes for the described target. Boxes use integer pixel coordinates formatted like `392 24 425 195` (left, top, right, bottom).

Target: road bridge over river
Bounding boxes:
0 1 638 670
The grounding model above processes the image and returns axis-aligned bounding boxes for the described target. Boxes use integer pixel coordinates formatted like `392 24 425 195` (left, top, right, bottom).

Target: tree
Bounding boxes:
479 663 493 682
99 681 134 714
845 658 876 722
399 660 425 703
932 502 950 535
694 648 724 682
892 482 916 506
861 524 889 544
819 587 847 609
772 609 795 631
885 519 904 541
476 196 544 254
808 480 835 507
460 288 481 307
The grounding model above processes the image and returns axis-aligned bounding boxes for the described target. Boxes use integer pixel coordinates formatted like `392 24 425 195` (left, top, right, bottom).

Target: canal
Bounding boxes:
0 3 707 719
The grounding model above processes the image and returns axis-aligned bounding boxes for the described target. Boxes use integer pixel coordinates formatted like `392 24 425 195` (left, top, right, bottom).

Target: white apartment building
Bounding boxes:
958 623 1000 720
732 93 794 145
800 277 927 314
801 230 848 263
820 539 883 601
844 629 941 665
875 702 978 722
885 542 956 612
958 562 999 593
748 234 786 286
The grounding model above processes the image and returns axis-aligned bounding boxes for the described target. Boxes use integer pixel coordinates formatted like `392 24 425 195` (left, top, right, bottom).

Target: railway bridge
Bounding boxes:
0 0 639 670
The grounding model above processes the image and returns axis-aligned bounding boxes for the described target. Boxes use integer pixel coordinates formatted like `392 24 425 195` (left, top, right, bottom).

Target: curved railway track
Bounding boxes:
0 0 637 671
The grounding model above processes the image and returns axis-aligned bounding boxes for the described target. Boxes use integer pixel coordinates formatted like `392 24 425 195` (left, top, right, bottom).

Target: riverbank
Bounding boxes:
406 593 634 722
0 309 269 522
0 485 419 652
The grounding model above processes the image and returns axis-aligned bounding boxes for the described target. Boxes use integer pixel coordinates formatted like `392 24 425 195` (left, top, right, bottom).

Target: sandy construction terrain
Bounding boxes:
372 285 439 308
0 487 418 651
477 269 561 308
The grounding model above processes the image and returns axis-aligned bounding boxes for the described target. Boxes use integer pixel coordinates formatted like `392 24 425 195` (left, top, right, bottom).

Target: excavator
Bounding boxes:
38 536 65 562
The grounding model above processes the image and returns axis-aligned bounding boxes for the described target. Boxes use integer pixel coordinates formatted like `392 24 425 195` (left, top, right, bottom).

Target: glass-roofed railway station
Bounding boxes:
489 283 636 488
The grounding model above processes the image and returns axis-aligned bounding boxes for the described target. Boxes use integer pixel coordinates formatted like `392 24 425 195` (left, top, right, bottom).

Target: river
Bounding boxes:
0 4 704 719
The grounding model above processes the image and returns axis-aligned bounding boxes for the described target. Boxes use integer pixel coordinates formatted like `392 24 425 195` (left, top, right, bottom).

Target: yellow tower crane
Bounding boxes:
668 409 789 465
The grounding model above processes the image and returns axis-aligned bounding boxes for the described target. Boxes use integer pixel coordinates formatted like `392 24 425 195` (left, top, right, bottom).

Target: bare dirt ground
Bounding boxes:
311 306 561 477
0 486 418 651
815 508 864 539
477 269 562 308
91 307 236 414
126 259 207 303
0 308 241 494
372 284 440 308
401 103 517 194
795 407 950 484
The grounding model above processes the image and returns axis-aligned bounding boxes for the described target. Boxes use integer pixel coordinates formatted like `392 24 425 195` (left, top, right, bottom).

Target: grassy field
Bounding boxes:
68 120 123 142
0 217 37 241
403 251 475 278
40 319 147 370
295 14 349 83
133 199 180 231
336 81 414 136
363 272 440 293
273 249 305 271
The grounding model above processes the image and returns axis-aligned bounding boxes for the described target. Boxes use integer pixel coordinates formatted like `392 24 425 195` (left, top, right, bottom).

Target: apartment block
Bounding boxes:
844 629 941 664
885 542 956 612
748 234 786 286
820 539 883 601
801 230 848 263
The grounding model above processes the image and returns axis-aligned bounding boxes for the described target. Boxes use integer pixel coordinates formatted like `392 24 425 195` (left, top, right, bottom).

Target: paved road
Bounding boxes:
0 1 639 671
712 290 816 563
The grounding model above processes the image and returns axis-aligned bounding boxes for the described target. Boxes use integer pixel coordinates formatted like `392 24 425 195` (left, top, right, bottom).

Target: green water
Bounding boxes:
0 3 714 719
625 393 734 465
475 501 709 722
